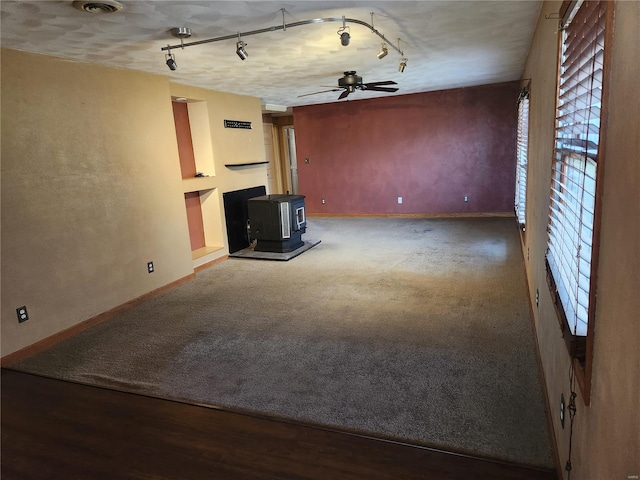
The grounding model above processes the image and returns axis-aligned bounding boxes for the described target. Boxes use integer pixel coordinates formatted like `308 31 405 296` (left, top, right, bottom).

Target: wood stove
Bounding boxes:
248 194 306 253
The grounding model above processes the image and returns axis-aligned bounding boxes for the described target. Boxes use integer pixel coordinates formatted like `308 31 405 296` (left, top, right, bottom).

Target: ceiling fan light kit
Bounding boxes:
161 9 408 76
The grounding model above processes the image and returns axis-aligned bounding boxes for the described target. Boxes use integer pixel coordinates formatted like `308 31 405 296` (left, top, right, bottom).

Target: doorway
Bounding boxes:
262 123 282 194
283 126 299 194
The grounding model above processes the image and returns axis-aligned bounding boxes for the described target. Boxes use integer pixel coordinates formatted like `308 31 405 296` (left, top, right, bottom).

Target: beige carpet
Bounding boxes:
11 216 555 470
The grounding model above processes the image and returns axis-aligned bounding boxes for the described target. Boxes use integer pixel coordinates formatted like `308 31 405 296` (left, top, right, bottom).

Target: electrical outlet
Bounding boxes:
536 289 539 307
560 393 566 429
147 261 154 274
464 195 469 202
397 196 403 204
527 247 530 260
321 198 326 204
17 306 29 323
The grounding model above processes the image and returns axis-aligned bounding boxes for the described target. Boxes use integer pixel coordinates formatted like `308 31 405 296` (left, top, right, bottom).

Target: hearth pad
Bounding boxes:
229 239 321 261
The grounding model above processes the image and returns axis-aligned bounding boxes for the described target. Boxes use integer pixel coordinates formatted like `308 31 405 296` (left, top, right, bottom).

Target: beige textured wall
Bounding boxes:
1 49 268 356
521 2 640 478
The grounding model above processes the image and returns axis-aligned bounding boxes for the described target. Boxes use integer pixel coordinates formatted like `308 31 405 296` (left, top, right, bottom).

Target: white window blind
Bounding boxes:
515 91 530 226
547 0 606 338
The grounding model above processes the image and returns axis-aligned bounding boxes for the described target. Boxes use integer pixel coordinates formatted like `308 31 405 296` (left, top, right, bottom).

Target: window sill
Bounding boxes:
545 258 592 405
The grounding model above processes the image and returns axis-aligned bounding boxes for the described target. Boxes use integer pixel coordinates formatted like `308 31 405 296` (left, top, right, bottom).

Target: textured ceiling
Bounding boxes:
0 1 541 108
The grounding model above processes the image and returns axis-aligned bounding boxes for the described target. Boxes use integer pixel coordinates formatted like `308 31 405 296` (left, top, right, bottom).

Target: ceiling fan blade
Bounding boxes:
364 80 397 87
365 86 399 93
338 89 350 99
297 89 341 98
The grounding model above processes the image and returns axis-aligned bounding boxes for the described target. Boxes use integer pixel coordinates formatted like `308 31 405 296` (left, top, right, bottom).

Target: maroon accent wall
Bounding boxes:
172 101 197 179
294 82 519 215
184 192 205 251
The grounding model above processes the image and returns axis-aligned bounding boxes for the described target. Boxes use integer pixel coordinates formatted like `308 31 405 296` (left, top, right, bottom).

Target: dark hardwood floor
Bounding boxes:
1 369 556 480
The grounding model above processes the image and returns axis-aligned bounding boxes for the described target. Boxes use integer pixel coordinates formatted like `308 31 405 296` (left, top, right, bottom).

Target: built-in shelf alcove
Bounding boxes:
171 97 223 263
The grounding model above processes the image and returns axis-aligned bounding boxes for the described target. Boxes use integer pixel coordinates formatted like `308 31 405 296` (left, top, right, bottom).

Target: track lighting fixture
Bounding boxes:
236 41 248 60
377 43 388 59
165 46 177 70
161 14 408 69
166 55 177 70
236 33 248 60
337 16 350 46
163 28 191 71
340 31 351 46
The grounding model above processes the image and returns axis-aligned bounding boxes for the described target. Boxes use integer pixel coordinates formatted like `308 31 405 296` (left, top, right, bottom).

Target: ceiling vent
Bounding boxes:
72 1 124 14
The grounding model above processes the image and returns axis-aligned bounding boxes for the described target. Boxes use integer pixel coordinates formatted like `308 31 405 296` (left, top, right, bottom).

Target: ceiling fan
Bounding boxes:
299 71 399 100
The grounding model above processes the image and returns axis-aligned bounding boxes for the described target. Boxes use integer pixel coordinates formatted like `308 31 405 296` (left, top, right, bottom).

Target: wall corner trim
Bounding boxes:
519 234 563 479
194 254 228 273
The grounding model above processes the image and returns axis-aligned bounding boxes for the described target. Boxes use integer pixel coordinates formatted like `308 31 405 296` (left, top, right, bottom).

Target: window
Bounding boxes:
546 0 610 383
515 88 530 228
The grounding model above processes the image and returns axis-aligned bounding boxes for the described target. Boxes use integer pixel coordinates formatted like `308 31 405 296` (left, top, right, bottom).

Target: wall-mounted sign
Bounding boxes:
224 119 252 129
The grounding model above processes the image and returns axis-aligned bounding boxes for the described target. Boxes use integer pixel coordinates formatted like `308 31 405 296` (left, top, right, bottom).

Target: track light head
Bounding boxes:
337 16 350 47
398 58 407 72
165 47 177 70
236 41 248 60
377 44 388 59
340 31 351 46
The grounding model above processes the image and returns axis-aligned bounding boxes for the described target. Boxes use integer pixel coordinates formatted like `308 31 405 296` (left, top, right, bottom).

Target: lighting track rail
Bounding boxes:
160 16 405 57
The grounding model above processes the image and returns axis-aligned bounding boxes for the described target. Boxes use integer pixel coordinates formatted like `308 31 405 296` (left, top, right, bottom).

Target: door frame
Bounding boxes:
280 124 298 194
